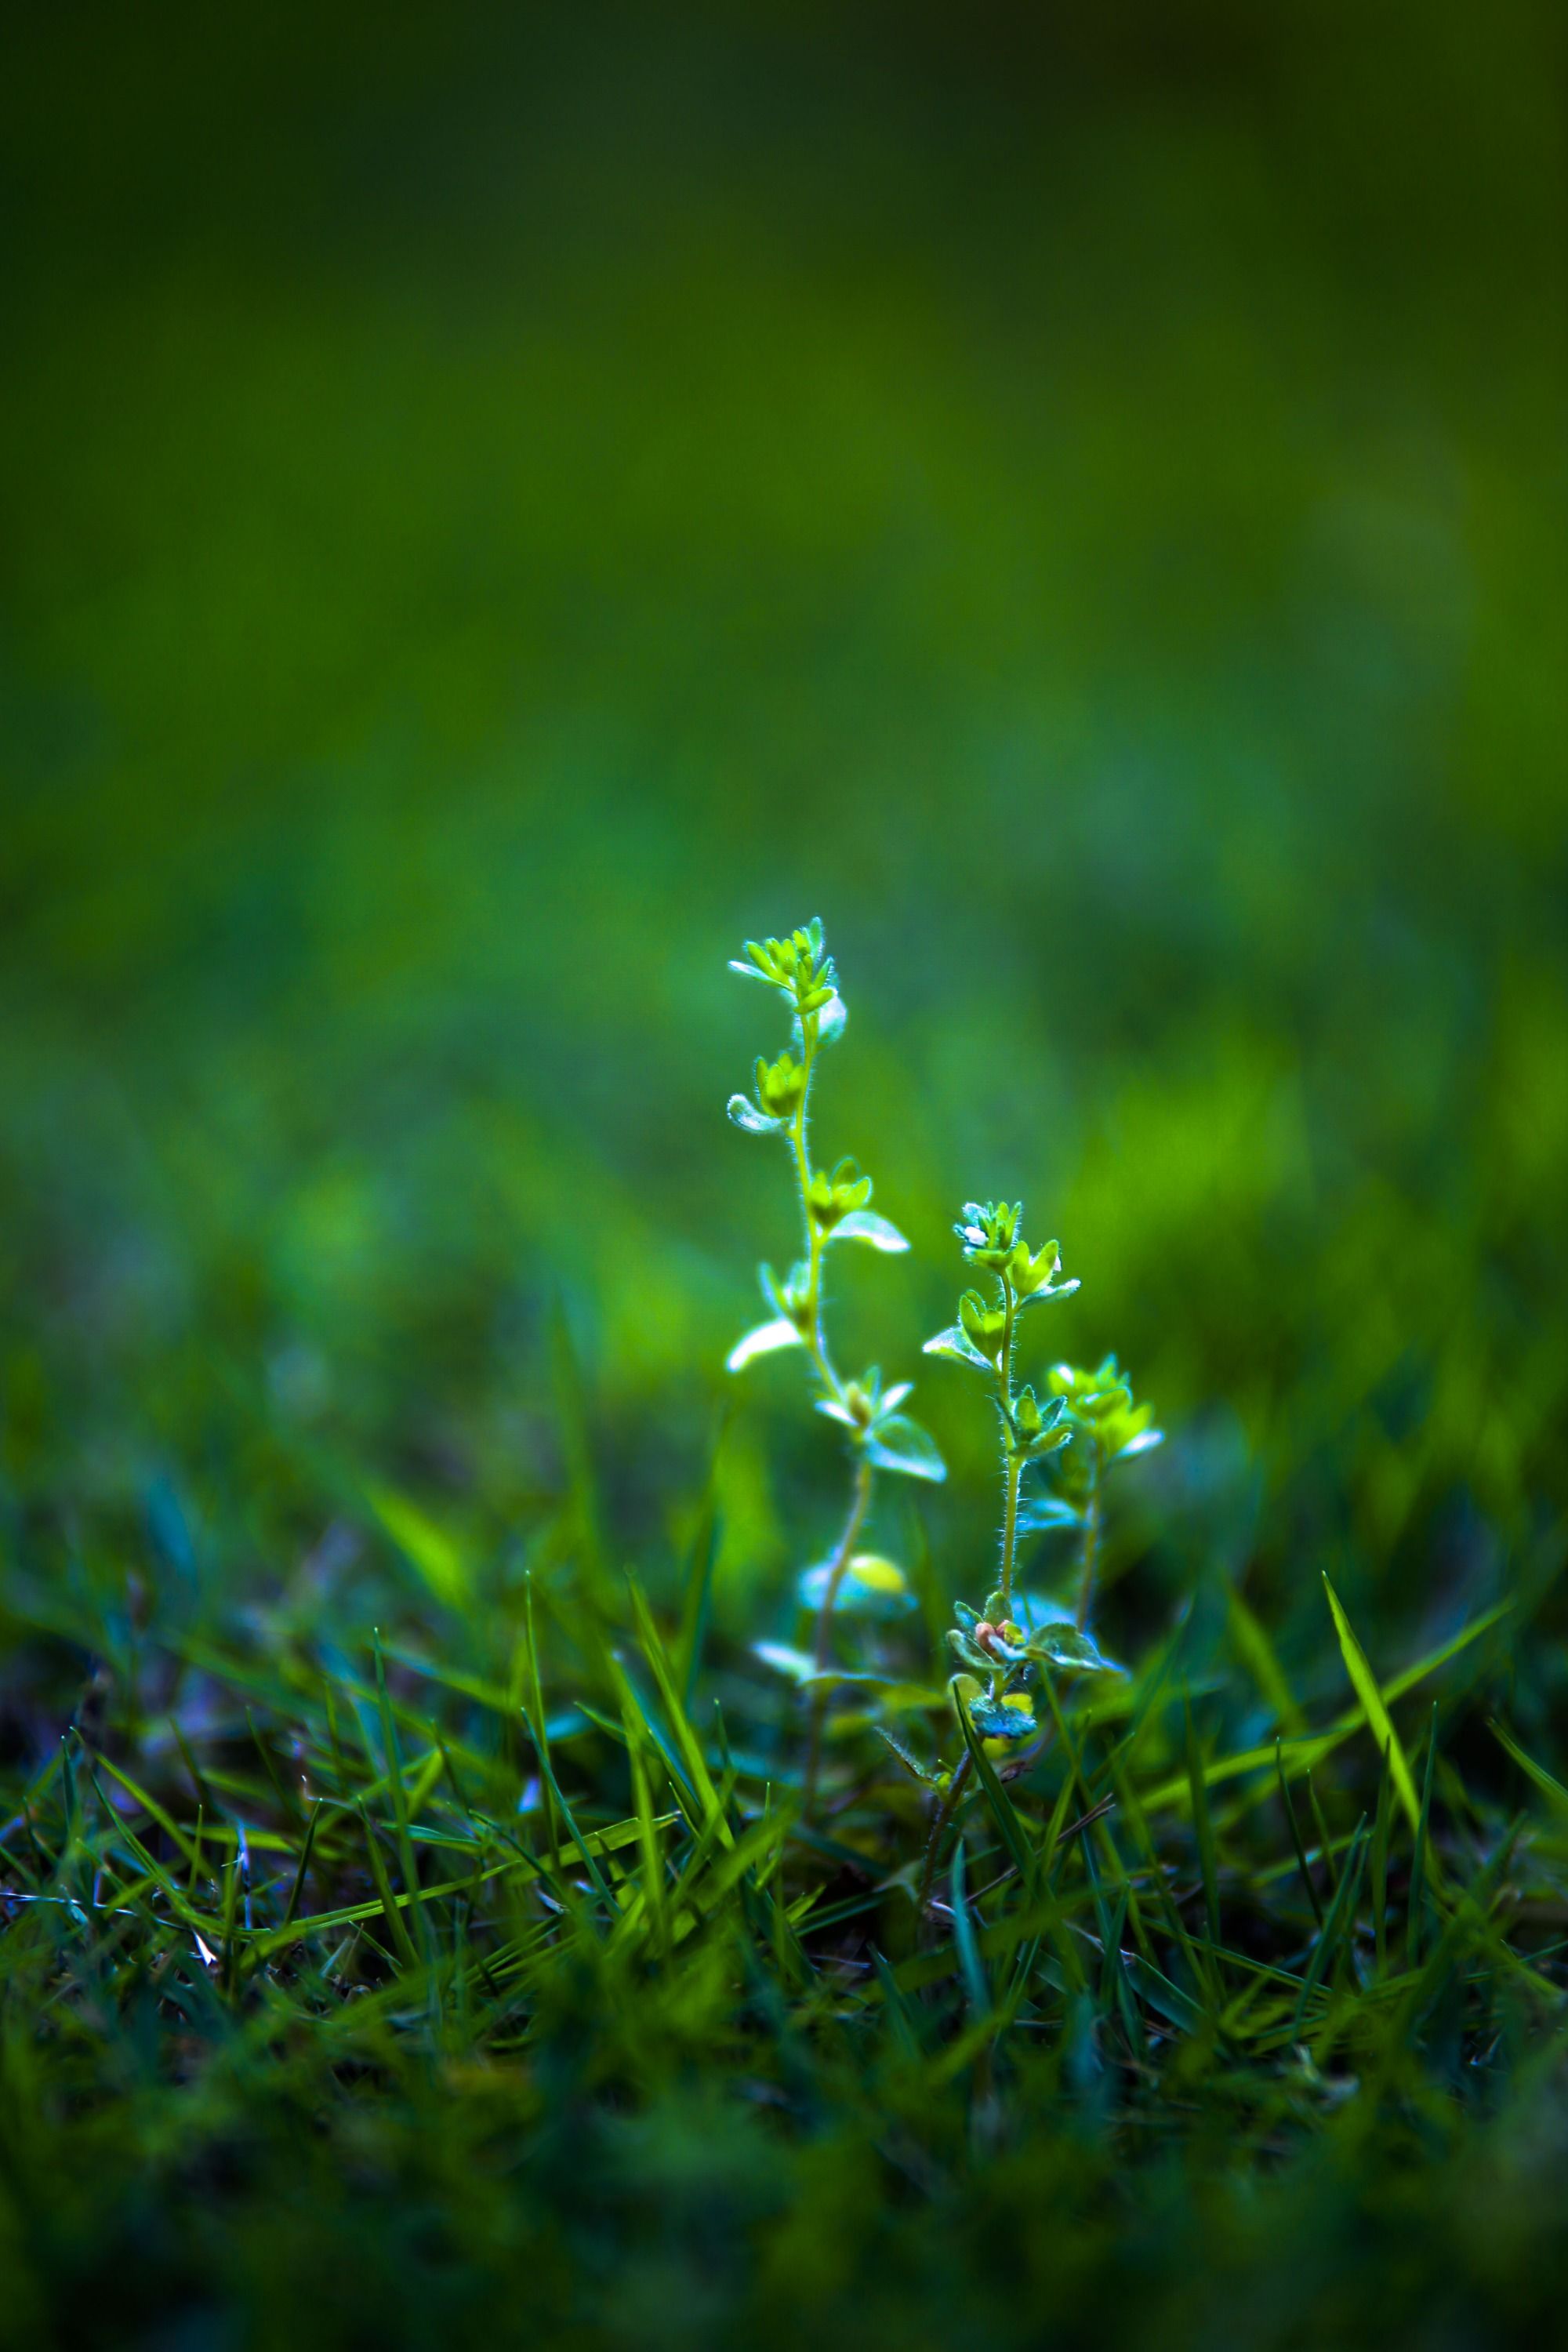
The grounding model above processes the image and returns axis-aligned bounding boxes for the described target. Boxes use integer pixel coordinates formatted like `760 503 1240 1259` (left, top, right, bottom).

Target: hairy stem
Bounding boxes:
786 1016 845 1405
1000 1454 1022 1621
994 1273 1019 1614
785 1004 876 1820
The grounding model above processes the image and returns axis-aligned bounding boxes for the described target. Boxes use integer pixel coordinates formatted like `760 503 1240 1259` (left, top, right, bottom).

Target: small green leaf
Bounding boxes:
957 1290 1007 1359
922 1325 993 1372
864 1414 946 1482
752 1641 890 1689
752 1641 817 1682
1113 1427 1164 1461
727 1094 785 1134
829 1210 909 1253
1015 1277 1081 1315
726 1318 804 1372
1025 1623 1125 1675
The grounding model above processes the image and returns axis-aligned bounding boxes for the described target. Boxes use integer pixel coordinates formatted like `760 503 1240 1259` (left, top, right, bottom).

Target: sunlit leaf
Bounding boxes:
1015 1276 1081 1314
1114 1427 1165 1461
829 1210 909 1252
751 1641 817 1682
726 1094 784 1134
815 993 848 1044
922 1324 993 1373
726 1318 804 1372
752 1641 890 1688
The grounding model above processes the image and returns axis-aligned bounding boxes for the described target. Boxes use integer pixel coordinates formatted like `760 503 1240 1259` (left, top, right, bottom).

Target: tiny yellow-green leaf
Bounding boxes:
845 1553 907 1595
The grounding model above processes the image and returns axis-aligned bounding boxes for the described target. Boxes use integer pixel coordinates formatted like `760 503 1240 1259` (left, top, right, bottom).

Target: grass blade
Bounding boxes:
1322 1573 1421 1832
1407 1703 1439 1965
1489 1718 1568 1814
626 1573 734 1849
1276 1738 1324 1928
283 1798 325 1929
1184 1688 1221 1950
949 1838 989 2014
1370 1739 1392 1978
1291 1814 1367 2039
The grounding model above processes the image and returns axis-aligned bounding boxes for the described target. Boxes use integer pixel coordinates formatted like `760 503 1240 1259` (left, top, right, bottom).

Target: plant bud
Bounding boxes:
754 1051 805 1119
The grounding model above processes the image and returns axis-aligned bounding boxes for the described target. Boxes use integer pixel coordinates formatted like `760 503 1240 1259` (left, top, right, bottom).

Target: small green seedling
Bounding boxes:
913 1203 1163 1910
724 919 943 1813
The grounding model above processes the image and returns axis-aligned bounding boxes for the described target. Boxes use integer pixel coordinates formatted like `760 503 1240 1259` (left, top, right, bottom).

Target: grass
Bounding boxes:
3 1423 1566 2348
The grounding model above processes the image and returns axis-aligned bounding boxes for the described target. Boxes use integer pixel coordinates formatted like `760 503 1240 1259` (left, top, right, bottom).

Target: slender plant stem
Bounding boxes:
1075 1461 1102 1631
803 1454 874 1818
999 1455 1023 1621
812 1455 875 1674
993 1273 1019 1613
785 1004 879 1818
786 1017 844 1403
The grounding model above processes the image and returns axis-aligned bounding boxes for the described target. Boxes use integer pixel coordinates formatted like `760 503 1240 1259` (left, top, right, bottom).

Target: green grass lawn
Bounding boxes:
2 5 1566 2344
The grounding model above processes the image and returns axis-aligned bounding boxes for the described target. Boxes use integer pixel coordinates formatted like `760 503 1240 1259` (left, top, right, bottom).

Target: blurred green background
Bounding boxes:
2 1 1565 1708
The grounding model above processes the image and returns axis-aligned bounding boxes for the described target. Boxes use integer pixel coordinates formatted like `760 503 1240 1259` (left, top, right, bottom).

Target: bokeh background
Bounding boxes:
3 1 1565 1720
